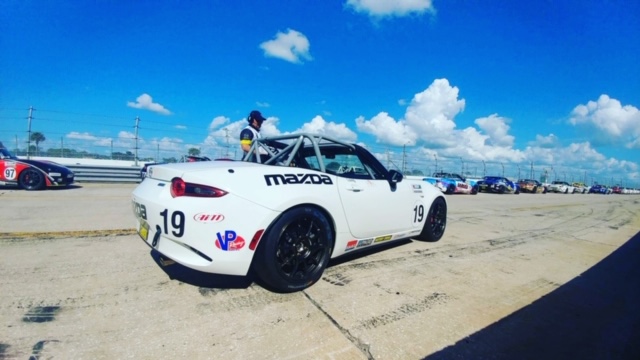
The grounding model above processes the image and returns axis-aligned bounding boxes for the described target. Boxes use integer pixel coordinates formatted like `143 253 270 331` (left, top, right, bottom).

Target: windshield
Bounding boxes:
0 147 18 160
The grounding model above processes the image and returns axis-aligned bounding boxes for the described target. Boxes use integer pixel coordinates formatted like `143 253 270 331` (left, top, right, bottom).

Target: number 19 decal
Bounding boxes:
160 209 185 237
413 205 424 223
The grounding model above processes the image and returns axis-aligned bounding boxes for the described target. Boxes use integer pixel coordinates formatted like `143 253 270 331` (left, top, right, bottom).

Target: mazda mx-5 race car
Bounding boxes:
0 143 74 190
477 176 520 194
132 133 447 292
517 179 547 193
548 181 575 194
424 172 478 194
589 184 612 194
140 155 212 179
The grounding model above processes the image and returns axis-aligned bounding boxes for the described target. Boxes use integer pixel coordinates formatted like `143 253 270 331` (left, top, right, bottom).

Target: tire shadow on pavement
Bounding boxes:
426 231 640 360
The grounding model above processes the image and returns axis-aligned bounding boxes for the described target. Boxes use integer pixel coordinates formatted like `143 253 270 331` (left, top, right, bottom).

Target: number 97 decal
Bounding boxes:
4 168 16 180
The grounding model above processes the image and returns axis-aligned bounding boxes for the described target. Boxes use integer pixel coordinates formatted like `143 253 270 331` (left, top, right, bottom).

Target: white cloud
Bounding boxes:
569 94 640 148
346 0 436 17
405 78 465 145
356 112 415 146
118 131 136 140
295 115 358 142
260 29 312 64
475 114 515 147
355 79 524 162
66 131 113 147
126 93 172 115
175 125 187 130
67 131 98 141
528 134 559 148
208 116 230 130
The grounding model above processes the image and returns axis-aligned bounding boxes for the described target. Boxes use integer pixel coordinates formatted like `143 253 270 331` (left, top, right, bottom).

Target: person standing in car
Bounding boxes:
240 110 267 154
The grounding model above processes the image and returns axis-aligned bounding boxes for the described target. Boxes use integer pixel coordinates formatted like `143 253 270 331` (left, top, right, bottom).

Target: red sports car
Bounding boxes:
0 143 74 190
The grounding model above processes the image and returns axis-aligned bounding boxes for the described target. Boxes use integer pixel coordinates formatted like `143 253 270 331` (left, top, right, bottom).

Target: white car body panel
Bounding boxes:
132 138 444 278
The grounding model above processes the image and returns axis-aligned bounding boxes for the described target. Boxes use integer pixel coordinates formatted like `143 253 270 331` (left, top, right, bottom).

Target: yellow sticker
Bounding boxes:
138 221 150 241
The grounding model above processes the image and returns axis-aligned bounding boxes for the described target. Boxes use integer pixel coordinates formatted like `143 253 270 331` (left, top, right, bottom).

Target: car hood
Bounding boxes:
17 159 73 173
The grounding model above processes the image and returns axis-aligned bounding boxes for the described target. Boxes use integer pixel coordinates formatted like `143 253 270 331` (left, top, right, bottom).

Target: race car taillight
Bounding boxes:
170 177 228 198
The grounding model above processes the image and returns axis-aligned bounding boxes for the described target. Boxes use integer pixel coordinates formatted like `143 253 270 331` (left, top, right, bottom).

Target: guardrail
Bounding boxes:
67 164 142 183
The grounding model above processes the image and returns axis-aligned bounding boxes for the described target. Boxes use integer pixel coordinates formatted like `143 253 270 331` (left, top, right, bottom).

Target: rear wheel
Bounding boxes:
471 185 478 195
19 168 45 190
446 184 456 194
253 206 333 293
415 197 447 242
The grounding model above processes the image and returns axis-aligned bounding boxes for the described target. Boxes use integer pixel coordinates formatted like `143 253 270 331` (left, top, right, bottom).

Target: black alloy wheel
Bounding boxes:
19 168 45 190
253 206 333 293
415 197 447 242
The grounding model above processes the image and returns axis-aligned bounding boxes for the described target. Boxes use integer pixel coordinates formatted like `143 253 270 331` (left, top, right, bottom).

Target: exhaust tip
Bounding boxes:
159 256 176 266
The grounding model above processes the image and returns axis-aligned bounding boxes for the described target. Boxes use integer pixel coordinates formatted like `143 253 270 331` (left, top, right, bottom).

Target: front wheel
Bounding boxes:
471 185 478 195
253 207 333 293
19 168 45 190
415 197 447 242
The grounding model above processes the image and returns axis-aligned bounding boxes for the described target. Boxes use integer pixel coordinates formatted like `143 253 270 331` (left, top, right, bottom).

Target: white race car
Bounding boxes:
548 180 576 194
132 133 447 292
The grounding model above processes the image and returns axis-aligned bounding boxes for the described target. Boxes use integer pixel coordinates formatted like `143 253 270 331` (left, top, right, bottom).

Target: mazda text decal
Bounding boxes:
264 173 333 186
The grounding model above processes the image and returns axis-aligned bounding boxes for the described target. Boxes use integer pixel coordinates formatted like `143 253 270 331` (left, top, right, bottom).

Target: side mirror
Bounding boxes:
388 170 403 184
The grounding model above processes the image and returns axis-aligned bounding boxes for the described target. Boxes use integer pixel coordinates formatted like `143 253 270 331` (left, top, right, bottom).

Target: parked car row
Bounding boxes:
417 171 639 196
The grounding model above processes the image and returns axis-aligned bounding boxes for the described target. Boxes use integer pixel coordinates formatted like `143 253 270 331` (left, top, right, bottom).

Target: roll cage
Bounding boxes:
242 133 401 183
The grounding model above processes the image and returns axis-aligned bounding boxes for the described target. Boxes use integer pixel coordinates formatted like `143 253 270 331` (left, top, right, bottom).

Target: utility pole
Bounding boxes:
482 160 486 176
15 135 18 154
530 161 533 179
134 116 140 166
110 140 113 160
385 148 390 168
61 137 64 158
402 144 406 174
157 143 160 161
433 154 438 174
26 106 35 159
501 162 504 177
224 128 230 157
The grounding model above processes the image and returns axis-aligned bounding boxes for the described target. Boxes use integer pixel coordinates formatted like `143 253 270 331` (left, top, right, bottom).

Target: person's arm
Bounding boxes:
239 128 253 153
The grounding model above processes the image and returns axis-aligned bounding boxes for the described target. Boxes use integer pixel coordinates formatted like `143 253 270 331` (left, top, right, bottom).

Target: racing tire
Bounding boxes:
471 185 478 195
564 188 569 194
533 186 538 193
446 184 456 195
515 188 520 195
253 206 333 293
415 197 447 242
498 185 506 194
19 168 45 190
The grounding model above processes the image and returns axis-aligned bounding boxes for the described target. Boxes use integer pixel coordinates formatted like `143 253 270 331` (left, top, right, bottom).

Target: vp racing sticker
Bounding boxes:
215 230 245 251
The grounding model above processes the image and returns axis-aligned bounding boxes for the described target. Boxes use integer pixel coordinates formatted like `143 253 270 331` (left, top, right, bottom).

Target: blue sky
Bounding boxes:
1 0 639 185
